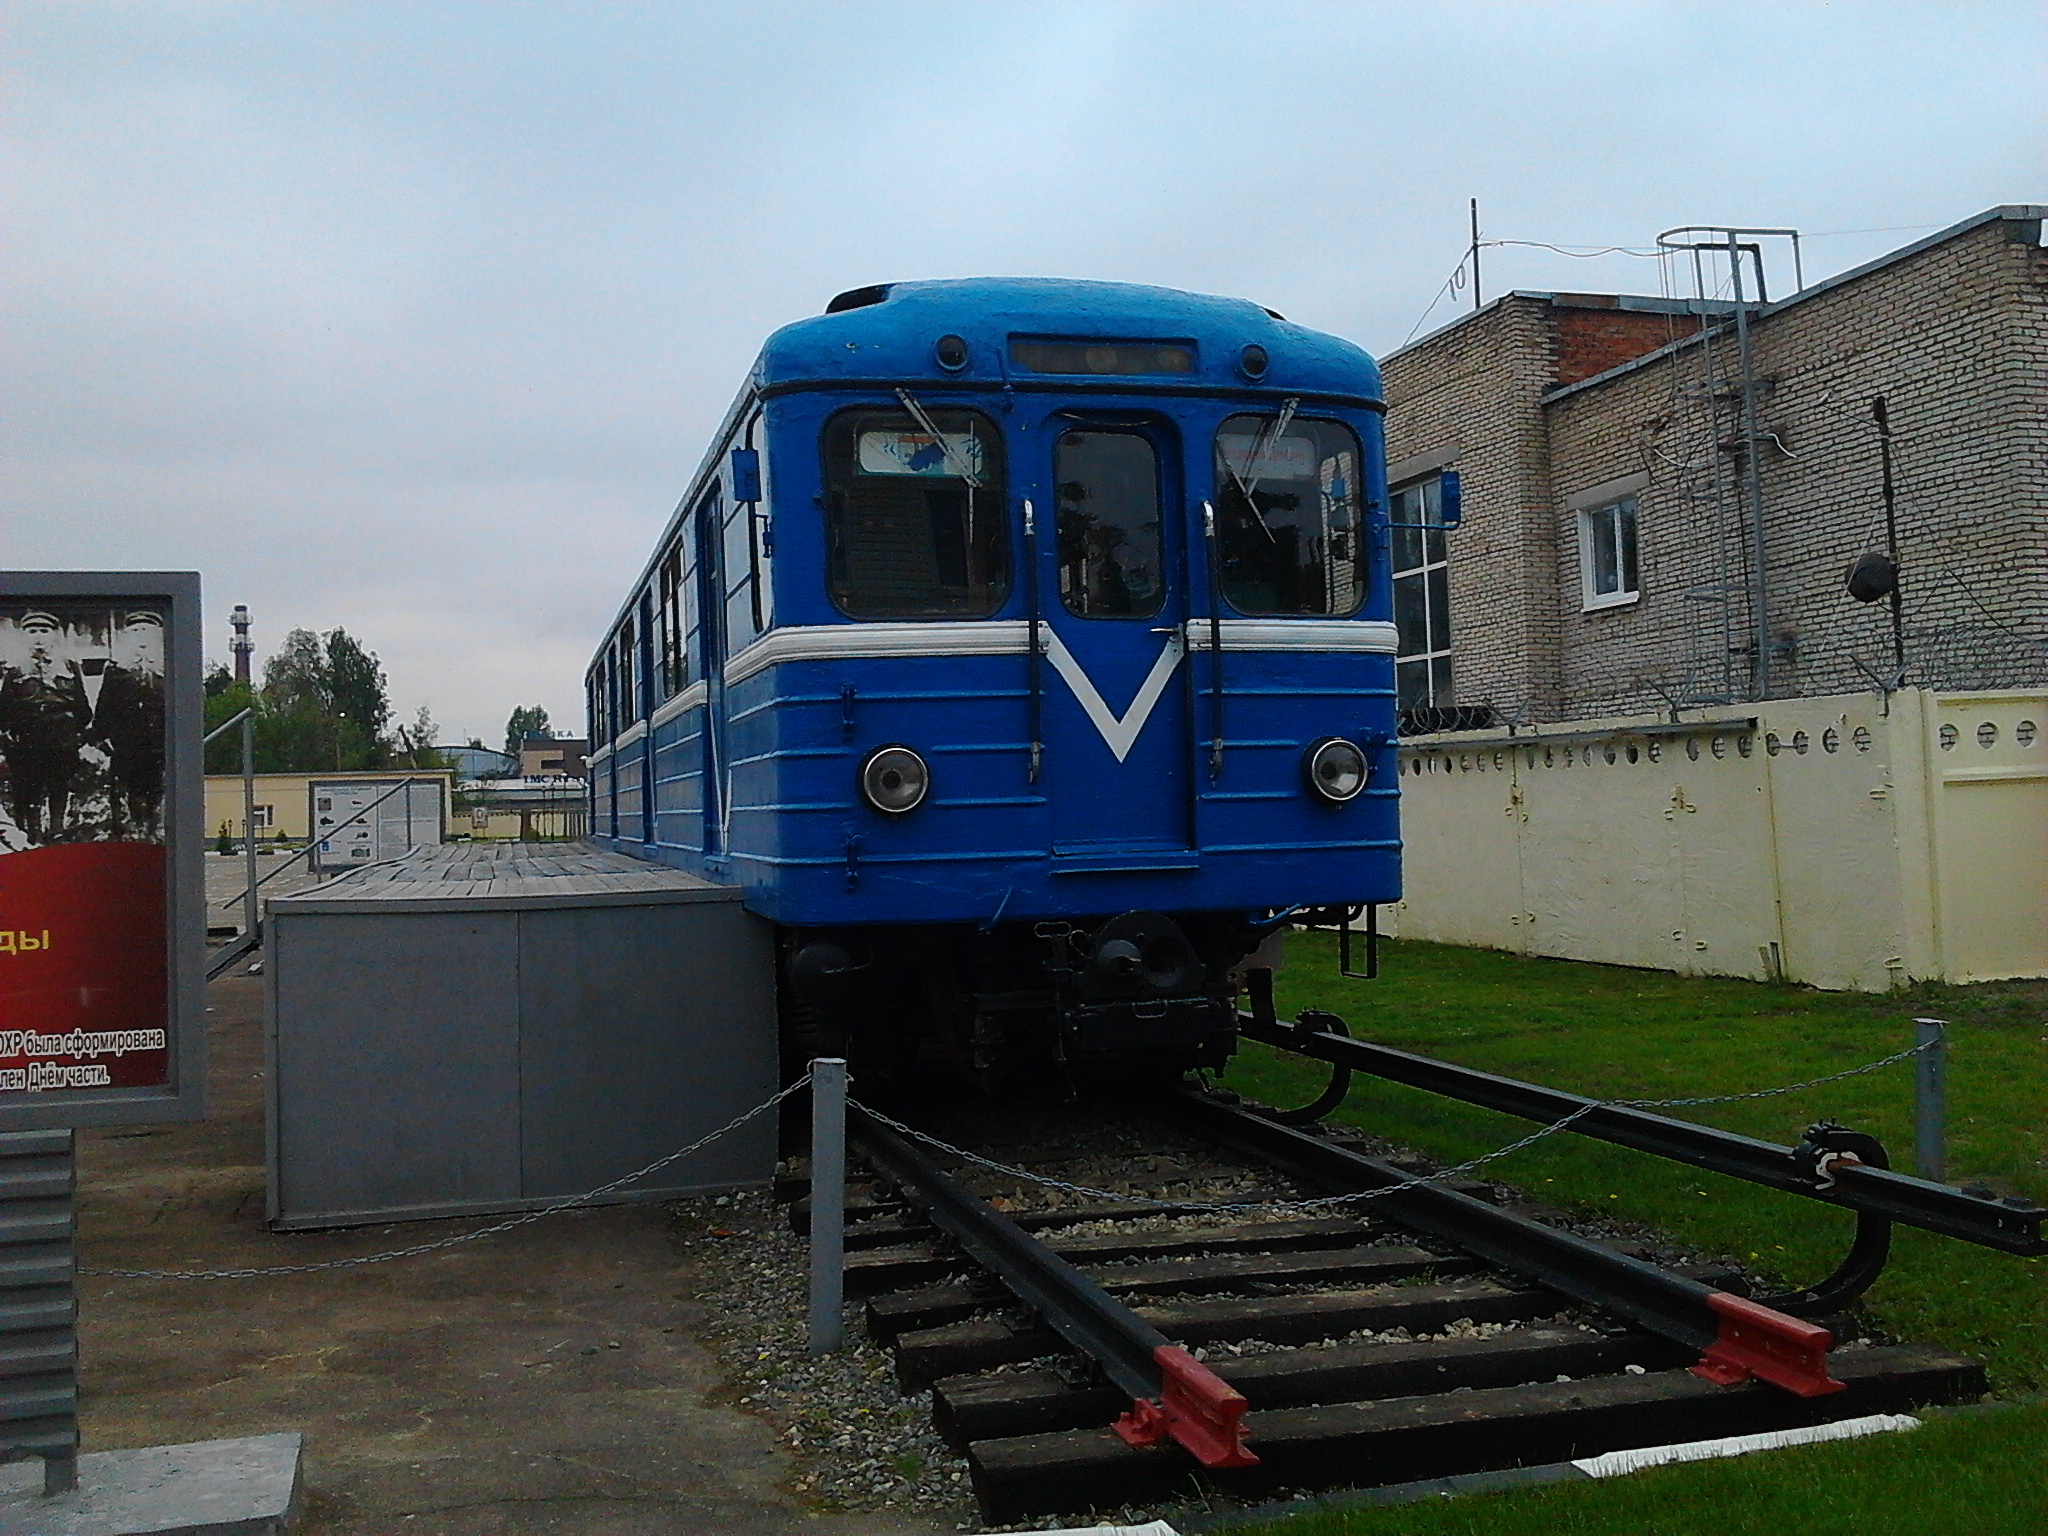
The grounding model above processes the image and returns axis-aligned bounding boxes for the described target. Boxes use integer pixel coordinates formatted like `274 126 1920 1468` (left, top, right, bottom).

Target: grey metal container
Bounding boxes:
265 846 777 1229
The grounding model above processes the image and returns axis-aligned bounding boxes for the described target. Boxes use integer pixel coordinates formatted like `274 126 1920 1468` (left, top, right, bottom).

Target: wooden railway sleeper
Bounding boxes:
847 1104 1259 1469
1167 1088 1848 1399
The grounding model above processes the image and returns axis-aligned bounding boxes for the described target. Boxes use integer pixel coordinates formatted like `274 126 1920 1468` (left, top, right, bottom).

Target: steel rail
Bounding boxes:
1166 1088 1845 1398
846 1105 1257 1468
1240 1014 2046 1256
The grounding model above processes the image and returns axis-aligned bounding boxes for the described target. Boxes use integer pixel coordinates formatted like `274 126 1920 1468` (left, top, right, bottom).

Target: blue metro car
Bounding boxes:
587 277 1399 1083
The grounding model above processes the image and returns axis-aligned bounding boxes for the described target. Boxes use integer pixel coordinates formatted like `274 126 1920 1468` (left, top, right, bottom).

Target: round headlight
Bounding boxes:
1239 343 1269 381
859 745 929 814
1304 737 1368 803
934 334 969 371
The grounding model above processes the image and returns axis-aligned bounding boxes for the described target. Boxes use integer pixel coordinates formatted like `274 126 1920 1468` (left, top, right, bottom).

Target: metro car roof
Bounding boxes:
753 277 1382 405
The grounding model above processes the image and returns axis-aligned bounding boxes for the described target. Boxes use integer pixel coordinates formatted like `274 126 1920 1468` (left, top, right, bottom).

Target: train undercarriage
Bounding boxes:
779 907 1294 1092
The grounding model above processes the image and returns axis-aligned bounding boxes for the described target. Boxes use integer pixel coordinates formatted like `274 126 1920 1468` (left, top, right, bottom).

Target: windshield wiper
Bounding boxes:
1222 396 1300 542
895 388 982 488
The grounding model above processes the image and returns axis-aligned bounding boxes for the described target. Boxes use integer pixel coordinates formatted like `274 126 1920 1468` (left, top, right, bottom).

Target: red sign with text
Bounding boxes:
0 599 172 1100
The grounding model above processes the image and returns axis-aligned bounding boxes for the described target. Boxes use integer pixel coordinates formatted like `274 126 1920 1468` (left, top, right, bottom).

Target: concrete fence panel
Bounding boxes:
1389 688 2047 991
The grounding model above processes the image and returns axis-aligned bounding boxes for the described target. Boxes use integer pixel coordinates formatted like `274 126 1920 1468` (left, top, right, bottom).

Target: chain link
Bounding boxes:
849 1037 1937 1217
84 1074 812 1281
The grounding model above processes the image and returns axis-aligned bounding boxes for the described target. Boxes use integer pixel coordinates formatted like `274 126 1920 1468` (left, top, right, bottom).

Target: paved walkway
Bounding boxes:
74 973 944 1536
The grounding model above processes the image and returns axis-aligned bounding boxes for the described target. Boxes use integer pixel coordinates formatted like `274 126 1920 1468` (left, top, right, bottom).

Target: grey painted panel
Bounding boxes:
271 912 521 1222
516 905 777 1197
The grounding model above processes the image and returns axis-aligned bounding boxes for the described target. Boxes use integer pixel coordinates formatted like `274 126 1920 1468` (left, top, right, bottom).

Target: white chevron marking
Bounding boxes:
1041 630 1185 763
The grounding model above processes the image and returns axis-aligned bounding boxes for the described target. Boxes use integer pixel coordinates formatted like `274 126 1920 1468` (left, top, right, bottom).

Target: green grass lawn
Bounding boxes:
1211 936 2045 1534
1210 1401 2045 1536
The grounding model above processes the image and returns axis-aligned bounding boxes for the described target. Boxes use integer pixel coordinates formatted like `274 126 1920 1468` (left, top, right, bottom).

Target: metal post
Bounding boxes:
1469 197 1481 310
806 1058 848 1354
1913 1018 1947 1183
240 711 258 945
1872 395 1907 680
1728 235 1771 701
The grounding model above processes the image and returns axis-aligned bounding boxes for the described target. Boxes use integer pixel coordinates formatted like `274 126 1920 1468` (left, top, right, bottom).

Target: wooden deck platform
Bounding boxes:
270 842 731 913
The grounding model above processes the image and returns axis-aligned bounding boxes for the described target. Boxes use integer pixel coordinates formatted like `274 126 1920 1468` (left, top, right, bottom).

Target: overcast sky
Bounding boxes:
6 1 2041 746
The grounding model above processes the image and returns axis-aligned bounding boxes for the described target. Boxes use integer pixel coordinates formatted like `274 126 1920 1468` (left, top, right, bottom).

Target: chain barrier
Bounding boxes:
1607 1037 1932 1108
85 1037 1940 1277
84 1073 813 1281
848 1036 1940 1217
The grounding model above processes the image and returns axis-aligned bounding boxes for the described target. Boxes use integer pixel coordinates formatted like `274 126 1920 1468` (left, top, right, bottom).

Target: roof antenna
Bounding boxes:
1470 198 1482 311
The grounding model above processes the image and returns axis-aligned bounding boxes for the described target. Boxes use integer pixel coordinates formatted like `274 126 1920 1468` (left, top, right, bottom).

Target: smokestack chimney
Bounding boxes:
230 604 253 686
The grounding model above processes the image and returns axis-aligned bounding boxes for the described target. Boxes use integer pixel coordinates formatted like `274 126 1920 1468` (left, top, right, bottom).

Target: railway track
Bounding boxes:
784 1085 1991 1525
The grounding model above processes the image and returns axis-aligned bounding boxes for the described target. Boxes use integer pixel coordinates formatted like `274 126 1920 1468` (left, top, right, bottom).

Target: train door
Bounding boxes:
693 489 728 860
1034 422 1194 863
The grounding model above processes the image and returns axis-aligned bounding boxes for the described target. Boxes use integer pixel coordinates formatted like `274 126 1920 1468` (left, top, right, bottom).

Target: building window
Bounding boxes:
1578 494 1640 609
250 805 274 830
1390 475 1452 713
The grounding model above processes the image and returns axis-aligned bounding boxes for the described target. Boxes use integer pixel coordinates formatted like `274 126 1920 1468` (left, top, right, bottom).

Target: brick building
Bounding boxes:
1378 205 2048 727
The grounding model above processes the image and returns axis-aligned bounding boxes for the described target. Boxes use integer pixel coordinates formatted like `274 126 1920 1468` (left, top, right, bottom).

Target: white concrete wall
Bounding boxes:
1386 689 2047 989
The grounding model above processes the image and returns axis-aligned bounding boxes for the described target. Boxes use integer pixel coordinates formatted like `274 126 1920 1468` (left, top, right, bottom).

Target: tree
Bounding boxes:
504 705 553 758
325 630 391 754
197 624 400 774
393 705 451 771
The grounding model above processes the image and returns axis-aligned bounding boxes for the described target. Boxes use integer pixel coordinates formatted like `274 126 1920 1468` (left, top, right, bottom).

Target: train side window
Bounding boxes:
744 418 774 633
822 407 1009 619
715 486 764 647
658 546 689 694
637 593 656 717
616 616 639 722
1213 414 1366 616
1054 430 1163 618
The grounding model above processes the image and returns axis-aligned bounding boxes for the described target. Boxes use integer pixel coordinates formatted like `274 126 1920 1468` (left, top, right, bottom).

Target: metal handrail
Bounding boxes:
201 706 254 745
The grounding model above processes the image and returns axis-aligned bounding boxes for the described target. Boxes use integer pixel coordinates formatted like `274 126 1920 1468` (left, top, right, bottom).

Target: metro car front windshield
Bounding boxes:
821 407 1010 619
1212 414 1367 617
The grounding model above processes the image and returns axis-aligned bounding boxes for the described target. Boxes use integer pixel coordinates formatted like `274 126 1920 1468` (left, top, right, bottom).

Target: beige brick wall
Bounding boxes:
1380 295 1564 720
1382 211 2048 723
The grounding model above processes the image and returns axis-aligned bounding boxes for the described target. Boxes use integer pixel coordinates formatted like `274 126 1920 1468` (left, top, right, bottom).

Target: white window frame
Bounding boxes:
1390 472 1454 712
1568 473 1648 613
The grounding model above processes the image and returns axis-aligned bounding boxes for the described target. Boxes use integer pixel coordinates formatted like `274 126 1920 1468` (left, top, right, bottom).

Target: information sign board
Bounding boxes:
0 572 205 1129
309 778 443 872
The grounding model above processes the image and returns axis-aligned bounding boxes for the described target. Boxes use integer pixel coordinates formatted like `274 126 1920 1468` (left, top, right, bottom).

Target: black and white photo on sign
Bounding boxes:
0 603 168 851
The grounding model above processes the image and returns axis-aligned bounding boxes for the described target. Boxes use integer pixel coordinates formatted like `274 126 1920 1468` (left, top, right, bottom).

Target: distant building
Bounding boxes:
461 776 587 840
518 734 587 778
437 743 517 779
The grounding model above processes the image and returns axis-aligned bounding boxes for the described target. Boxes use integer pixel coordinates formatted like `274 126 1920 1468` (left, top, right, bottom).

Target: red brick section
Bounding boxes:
1553 305 1702 386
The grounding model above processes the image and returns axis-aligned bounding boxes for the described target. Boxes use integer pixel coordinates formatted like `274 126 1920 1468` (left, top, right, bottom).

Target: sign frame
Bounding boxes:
0 570 206 1129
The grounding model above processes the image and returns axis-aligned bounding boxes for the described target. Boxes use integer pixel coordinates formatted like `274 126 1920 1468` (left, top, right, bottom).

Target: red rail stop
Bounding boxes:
1691 1291 1846 1398
1112 1344 1259 1468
